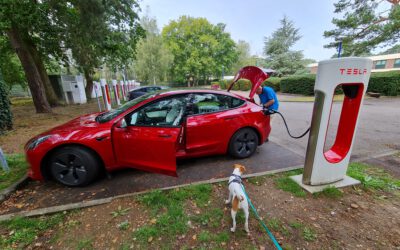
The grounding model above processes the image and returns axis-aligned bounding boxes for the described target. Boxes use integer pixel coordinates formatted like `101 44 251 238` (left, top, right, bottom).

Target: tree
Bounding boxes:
263 16 305 76
229 40 257 75
0 0 74 112
0 37 26 90
134 15 173 84
59 0 145 99
324 0 400 56
162 16 238 85
0 70 12 133
378 43 400 55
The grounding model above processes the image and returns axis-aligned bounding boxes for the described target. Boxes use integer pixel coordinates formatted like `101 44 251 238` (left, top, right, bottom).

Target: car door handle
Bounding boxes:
158 134 172 138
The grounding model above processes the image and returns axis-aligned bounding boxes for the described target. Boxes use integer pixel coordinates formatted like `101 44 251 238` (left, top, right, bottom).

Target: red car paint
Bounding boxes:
323 83 364 163
25 67 272 181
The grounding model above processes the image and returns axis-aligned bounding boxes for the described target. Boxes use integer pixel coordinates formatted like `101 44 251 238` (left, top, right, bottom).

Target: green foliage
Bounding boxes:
368 71 400 96
229 40 257 75
324 0 400 56
134 15 173 84
0 77 12 133
0 38 26 90
134 184 214 244
110 206 131 218
263 16 305 76
162 16 238 84
280 75 316 95
263 77 281 92
302 227 317 242
347 162 400 192
314 186 343 199
198 230 212 242
77 238 94 250
0 214 65 249
247 176 267 186
275 177 306 197
0 154 27 191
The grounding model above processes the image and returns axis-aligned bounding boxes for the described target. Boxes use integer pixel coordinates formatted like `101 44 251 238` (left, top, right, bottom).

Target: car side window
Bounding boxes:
188 93 244 115
127 96 186 127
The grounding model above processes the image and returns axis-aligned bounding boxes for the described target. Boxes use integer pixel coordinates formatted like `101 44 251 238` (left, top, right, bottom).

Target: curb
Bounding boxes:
0 165 303 222
0 174 29 202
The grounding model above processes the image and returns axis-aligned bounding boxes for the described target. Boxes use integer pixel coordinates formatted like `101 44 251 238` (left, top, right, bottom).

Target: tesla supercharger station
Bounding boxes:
100 79 112 111
119 80 126 101
112 79 121 106
291 57 372 192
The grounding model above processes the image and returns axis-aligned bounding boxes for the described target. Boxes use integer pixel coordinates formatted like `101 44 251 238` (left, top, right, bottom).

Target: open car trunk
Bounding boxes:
227 66 275 100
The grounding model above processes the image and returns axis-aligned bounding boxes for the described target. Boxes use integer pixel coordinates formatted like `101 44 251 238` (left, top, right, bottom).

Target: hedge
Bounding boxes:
0 79 13 133
280 74 316 96
367 71 400 96
263 77 281 92
279 71 400 96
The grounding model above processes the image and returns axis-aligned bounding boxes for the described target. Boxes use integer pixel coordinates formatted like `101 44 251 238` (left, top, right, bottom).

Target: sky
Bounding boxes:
139 0 339 61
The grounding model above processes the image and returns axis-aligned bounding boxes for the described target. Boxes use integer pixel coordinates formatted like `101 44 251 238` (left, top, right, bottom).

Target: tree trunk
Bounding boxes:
84 69 94 100
28 42 60 106
7 26 51 113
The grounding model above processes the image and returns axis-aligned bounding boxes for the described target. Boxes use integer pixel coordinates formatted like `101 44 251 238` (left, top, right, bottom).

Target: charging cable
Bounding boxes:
263 109 310 139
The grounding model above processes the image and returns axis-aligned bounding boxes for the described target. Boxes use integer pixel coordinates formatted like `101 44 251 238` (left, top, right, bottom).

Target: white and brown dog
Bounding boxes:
225 164 249 234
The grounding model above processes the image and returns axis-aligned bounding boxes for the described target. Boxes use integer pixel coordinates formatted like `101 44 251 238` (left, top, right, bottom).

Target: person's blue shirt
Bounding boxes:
258 86 279 111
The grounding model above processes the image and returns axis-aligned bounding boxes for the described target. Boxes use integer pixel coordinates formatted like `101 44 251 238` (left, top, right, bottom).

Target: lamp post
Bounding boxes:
221 65 225 81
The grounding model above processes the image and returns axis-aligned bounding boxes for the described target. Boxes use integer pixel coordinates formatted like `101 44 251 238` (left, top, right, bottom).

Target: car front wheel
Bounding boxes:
49 146 100 187
228 128 259 158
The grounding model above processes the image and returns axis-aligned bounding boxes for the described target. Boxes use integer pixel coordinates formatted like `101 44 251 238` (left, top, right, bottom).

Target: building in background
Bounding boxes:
308 53 400 74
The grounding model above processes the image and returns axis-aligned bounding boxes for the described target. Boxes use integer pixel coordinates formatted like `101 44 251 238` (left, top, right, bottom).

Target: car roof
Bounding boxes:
151 88 248 100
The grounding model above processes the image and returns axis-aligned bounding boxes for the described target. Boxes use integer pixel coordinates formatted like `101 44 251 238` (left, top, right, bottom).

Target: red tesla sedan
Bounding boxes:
25 66 272 186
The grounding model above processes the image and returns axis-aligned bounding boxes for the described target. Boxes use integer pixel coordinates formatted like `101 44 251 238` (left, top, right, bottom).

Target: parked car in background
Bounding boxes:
25 66 272 187
127 86 169 100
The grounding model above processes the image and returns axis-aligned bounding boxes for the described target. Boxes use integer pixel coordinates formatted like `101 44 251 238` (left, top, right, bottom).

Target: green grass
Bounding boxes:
191 208 224 228
0 154 28 191
347 162 400 192
302 227 317 242
0 213 65 249
198 230 212 242
314 186 343 199
246 176 267 186
267 218 281 231
134 184 213 244
289 221 303 229
275 177 306 197
76 238 93 250
110 206 131 218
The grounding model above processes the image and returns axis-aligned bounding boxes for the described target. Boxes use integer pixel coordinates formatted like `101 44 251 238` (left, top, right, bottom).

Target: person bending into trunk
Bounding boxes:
255 86 279 111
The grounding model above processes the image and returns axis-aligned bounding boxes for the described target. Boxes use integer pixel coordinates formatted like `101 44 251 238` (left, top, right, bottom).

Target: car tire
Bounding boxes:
49 146 100 187
228 128 259 159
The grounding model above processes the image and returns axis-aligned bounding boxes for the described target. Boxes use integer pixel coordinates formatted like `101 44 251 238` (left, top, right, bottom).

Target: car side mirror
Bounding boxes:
116 117 128 128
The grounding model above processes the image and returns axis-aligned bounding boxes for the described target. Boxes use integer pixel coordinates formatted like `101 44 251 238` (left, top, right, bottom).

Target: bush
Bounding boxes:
238 79 251 91
0 79 13 133
368 71 400 96
280 74 316 95
263 77 281 92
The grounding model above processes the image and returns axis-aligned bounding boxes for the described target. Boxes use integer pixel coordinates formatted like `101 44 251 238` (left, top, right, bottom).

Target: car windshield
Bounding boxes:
96 93 155 123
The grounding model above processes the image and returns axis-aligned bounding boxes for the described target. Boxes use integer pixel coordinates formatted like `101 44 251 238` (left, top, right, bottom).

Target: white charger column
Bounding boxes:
100 79 112 111
291 57 373 192
112 79 121 106
119 80 126 101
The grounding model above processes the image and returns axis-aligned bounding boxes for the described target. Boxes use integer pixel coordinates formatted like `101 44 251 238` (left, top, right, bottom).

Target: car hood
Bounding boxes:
227 66 274 99
40 113 103 136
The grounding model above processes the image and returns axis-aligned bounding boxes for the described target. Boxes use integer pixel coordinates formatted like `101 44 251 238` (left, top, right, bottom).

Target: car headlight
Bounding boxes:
27 135 52 150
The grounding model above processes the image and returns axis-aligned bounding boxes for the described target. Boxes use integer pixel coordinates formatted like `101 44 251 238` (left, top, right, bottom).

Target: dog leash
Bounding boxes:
240 184 283 250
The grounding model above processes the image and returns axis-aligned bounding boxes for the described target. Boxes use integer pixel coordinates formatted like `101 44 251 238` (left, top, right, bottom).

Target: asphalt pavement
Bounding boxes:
270 96 400 160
